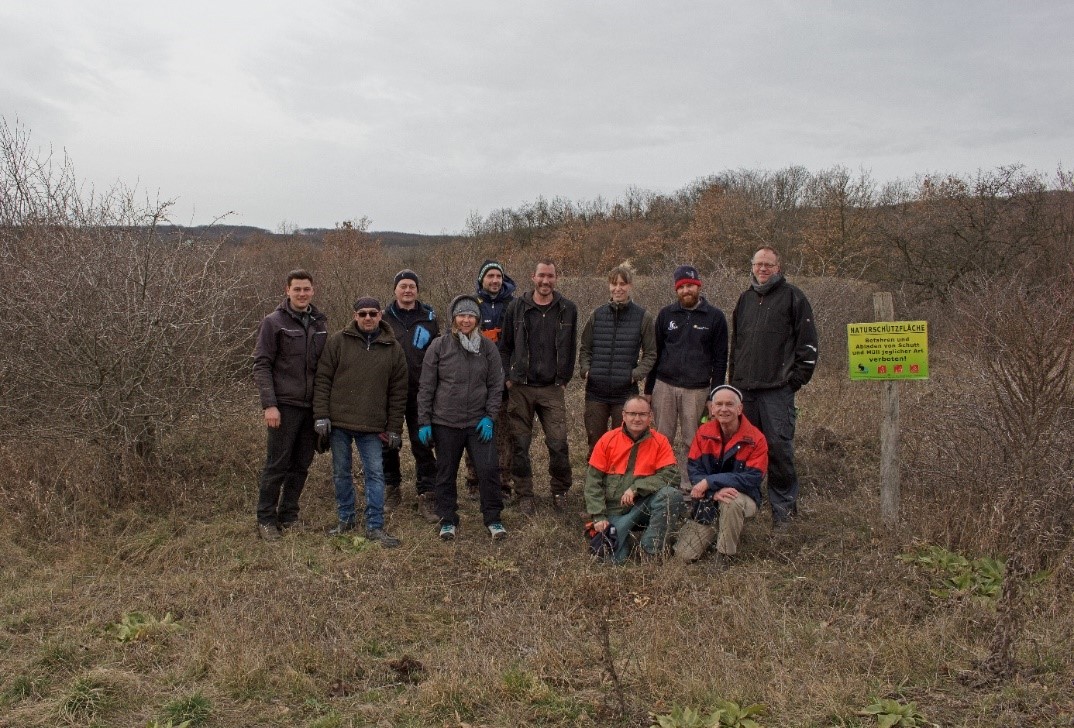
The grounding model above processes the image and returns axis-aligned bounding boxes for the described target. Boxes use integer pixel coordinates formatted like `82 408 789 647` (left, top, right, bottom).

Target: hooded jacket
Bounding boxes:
417 295 505 429
313 319 408 434
474 267 516 344
252 299 328 409
500 290 578 386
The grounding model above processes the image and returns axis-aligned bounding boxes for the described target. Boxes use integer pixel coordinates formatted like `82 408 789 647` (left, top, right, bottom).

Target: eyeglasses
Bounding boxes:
622 411 651 418
355 310 380 318
751 262 778 269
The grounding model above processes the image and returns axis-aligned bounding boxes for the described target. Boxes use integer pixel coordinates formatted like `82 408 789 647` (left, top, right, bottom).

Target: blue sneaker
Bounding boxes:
487 522 507 541
439 523 456 541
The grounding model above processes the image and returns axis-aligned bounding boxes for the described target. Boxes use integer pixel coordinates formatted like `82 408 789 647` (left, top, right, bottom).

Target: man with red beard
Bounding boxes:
645 265 728 492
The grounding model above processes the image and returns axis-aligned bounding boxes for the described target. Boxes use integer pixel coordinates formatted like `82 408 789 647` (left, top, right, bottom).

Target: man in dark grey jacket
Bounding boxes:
730 246 818 529
252 269 328 541
499 259 578 515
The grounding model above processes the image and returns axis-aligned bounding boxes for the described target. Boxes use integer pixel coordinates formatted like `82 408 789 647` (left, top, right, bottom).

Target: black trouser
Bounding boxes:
257 404 316 526
382 394 437 494
742 385 799 522
432 424 503 527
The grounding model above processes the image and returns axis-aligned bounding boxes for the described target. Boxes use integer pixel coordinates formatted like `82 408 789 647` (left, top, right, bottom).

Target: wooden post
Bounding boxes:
874 292 900 527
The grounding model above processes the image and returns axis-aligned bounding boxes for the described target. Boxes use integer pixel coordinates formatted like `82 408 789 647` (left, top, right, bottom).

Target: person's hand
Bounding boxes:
264 406 281 428
476 416 494 443
592 519 609 533
379 432 402 450
314 418 331 437
505 380 513 390
714 487 739 503
418 425 434 447
619 488 635 507
689 481 708 500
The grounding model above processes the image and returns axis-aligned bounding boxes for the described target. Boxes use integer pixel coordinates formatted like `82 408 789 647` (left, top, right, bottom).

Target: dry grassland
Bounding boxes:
1 276 1071 727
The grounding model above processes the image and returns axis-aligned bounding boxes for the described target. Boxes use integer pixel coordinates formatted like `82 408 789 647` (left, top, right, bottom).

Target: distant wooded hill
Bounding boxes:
156 225 459 248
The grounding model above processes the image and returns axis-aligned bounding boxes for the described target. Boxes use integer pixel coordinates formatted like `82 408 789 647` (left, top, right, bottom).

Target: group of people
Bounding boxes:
252 247 818 566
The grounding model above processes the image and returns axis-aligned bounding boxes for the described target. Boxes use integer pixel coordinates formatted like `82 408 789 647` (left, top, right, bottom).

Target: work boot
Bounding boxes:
366 527 401 548
384 485 402 510
417 492 439 524
517 496 536 516
327 520 357 536
551 492 568 512
258 522 281 541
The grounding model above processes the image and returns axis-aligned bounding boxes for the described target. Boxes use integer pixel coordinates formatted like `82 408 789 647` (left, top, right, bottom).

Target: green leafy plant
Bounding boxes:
857 697 935 727
161 691 212 726
651 700 765 728
897 544 1005 599
330 534 376 554
108 611 181 642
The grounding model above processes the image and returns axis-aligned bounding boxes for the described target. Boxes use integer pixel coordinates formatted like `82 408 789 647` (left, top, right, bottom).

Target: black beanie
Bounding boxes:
394 269 420 290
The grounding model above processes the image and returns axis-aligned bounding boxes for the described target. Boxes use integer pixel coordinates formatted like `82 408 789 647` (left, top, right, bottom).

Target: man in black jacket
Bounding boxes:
500 259 578 515
382 269 439 522
729 247 818 529
252 269 328 540
645 265 728 491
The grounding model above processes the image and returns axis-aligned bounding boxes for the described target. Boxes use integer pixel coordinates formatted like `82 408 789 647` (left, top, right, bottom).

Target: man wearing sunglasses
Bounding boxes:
313 296 408 547
729 247 818 531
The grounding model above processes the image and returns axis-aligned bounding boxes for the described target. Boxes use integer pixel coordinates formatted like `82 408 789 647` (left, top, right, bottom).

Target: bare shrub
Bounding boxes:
0 119 258 510
904 265 1074 676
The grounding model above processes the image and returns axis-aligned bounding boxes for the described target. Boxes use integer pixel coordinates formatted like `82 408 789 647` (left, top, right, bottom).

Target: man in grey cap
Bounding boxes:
313 296 407 547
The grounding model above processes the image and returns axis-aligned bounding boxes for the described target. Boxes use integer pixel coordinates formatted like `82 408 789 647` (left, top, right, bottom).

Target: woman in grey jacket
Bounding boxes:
417 295 507 541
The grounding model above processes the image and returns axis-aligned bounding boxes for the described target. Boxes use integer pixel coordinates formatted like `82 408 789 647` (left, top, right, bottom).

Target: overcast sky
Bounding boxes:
2 1 1071 233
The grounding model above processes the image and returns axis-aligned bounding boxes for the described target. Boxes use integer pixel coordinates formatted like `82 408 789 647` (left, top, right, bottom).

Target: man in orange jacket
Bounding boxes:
583 395 684 564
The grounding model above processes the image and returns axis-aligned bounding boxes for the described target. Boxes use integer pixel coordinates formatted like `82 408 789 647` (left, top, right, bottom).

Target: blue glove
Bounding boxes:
418 425 433 447
476 416 494 443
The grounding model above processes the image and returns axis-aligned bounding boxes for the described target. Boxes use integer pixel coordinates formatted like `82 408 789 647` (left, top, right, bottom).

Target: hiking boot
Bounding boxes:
278 519 298 533
327 520 357 536
384 485 402 510
439 523 456 541
551 492 568 512
258 522 281 541
417 492 440 524
366 527 401 548
517 496 536 516
487 522 507 541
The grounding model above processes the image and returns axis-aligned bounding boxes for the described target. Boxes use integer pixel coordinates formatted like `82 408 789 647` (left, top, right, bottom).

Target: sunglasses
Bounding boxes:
355 310 380 319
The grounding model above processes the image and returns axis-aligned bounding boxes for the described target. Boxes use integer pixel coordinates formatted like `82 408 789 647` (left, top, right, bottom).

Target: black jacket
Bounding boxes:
500 291 578 386
645 297 728 393
384 301 439 392
579 300 657 404
730 277 818 391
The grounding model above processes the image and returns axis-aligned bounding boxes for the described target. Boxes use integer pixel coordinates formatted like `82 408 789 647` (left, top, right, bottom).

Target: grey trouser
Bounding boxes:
651 380 709 490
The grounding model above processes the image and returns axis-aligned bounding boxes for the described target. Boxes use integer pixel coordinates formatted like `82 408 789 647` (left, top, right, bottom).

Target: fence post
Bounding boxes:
874 292 900 526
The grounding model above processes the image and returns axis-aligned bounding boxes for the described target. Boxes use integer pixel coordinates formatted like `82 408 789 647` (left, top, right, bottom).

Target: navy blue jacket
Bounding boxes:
645 297 728 393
